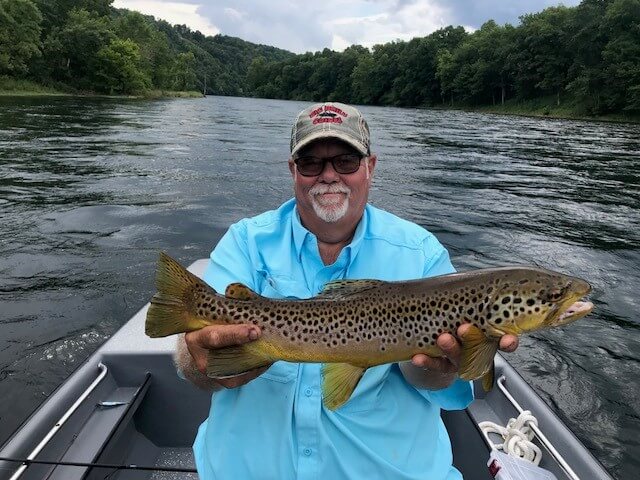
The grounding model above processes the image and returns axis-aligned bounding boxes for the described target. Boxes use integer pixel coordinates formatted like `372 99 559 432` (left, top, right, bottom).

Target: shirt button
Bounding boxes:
305 388 313 397
303 448 312 456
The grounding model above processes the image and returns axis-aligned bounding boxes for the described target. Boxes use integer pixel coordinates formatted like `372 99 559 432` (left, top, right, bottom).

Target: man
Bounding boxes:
175 102 518 479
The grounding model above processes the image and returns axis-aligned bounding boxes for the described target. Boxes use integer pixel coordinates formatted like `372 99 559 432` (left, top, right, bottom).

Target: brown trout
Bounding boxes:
146 252 593 409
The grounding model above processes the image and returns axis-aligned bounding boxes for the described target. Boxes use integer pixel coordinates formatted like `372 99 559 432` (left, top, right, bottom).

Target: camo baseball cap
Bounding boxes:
290 102 370 157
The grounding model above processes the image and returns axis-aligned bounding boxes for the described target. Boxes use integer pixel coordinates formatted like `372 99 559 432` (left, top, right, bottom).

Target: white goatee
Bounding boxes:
309 183 351 223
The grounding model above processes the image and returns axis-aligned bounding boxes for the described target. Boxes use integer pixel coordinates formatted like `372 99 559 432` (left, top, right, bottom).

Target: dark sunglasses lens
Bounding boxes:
295 154 363 176
296 157 323 176
333 154 362 174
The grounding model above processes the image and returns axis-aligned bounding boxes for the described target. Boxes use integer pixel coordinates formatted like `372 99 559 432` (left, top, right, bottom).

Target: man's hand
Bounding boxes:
184 324 270 388
402 324 519 390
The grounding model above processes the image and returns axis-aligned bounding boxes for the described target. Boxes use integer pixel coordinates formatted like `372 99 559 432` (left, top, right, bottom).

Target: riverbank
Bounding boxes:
0 77 69 96
463 96 640 124
0 77 202 99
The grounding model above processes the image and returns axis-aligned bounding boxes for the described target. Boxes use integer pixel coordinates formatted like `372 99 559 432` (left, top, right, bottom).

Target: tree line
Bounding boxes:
0 0 292 95
247 0 640 115
1 0 638 115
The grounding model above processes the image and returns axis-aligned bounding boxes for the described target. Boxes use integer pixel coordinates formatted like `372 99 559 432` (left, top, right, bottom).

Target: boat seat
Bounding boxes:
44 379 150 480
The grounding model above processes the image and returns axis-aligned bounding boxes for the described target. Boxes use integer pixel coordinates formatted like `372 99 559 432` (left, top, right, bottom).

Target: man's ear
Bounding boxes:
367 154 377 179
288 158 296 181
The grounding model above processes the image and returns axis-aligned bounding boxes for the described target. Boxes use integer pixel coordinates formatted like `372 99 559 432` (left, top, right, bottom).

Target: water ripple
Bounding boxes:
0 96 638 479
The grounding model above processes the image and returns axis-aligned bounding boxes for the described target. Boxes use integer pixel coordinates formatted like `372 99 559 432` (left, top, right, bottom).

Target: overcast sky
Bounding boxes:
113 0 580 54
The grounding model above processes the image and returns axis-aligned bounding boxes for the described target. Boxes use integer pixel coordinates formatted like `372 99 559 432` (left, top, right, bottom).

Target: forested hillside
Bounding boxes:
246 0 640 115
1 0 638 116
0 0 293 95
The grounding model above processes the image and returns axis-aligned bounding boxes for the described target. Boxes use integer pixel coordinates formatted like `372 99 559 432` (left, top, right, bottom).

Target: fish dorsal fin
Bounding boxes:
321 363 366 410
317 279 384 299
225 282 259 300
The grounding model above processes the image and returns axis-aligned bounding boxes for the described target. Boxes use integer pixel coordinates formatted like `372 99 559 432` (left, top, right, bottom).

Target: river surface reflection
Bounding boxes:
0 95 638 479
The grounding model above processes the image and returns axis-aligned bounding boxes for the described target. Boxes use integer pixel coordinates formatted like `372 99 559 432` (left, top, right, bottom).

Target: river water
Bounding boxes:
0 96 638 479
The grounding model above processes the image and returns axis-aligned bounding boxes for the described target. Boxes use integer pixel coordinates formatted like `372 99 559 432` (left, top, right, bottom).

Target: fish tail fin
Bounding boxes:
458 324 499 386
145 252 215 338
206 341 275 378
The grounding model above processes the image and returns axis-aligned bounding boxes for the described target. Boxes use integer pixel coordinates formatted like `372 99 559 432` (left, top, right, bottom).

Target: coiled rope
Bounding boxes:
479 410 543 465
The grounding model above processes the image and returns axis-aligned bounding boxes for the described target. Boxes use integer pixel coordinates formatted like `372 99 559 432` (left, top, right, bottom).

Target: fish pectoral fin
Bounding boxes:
458 325 499 382
206 341 273 378
317 279 384 299
321 363 366 410
482 360 495 392
224 283 260 300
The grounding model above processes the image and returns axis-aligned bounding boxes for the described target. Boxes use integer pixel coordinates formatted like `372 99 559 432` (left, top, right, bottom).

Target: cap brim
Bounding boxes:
291 131 368 157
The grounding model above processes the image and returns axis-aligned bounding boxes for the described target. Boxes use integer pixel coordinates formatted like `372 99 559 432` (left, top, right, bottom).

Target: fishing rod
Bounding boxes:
0 456 197 473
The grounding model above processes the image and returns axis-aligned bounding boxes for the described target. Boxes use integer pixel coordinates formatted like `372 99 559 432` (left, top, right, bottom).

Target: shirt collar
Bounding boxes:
291 203 369 264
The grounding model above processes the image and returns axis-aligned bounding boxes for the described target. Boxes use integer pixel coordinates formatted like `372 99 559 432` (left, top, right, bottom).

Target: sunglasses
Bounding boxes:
294 153 365 177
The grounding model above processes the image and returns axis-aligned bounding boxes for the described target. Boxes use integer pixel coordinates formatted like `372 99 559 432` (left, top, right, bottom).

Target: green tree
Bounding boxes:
94 38 150 94
170 51 197 90
391 37 437 106
395 26 469 107
436 49 456 105
352 42 404 105
43 8 114 87
33 0 112 37
600 0 640 111
113 10 173 88
330 45 368 102
350 52 376 104
308 50 339 101
566 0 613 113
512 7 573 105
0 0 42 75
440 22 513 105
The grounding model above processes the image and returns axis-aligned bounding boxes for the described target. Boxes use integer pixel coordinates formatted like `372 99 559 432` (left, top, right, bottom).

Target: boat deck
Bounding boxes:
0 260 612 480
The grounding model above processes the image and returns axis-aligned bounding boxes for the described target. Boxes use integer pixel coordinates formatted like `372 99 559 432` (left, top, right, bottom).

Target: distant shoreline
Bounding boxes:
469 103 640 125
434 105 640 125
0 89 204 99
0 78 203 99
3 86 638 124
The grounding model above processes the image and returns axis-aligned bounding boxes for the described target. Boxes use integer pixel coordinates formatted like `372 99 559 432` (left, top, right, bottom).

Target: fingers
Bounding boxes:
410 332 461 375
437 333 461 366
457 323 518 353
185 324 261 375
499 334 518 352
190 324 260 350
411 353 457 375
410 324 520 377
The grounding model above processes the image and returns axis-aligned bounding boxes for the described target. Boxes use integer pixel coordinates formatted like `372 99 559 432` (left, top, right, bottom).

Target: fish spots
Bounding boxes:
202 270 578 360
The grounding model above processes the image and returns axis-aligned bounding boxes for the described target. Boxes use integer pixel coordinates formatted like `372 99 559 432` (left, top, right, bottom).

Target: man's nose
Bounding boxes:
318 159 339 181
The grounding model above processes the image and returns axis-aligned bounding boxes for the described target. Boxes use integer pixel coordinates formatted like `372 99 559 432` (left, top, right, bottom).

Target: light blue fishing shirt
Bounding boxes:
194 198 473 480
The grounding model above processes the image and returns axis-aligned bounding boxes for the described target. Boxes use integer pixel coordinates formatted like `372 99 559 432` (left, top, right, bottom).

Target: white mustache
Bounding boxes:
309 183 351 197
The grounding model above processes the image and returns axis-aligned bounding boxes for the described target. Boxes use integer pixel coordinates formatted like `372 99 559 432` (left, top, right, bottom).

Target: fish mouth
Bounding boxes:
544 278 593 327
555 300 594 326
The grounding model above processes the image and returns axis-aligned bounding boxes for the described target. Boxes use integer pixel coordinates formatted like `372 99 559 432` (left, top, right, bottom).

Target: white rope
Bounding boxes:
479 410 543 465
